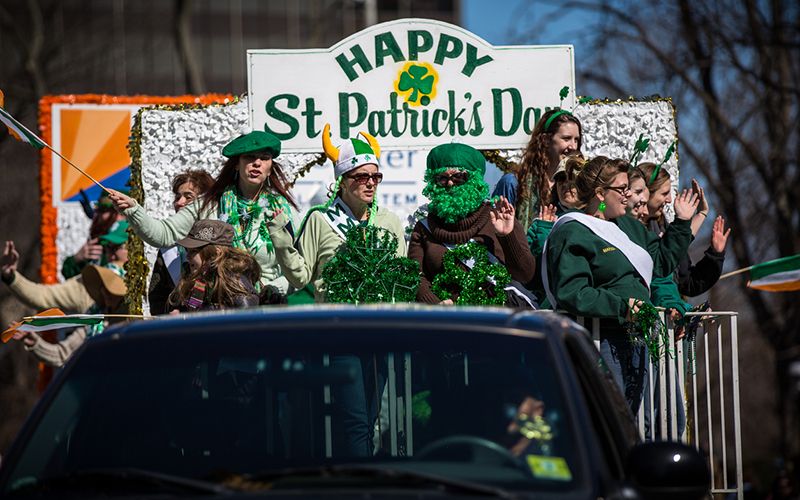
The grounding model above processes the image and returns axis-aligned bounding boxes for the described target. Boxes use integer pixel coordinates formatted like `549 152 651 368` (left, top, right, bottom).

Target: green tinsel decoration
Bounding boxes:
431 242 511 306
628 302 672 359
321 225 420 304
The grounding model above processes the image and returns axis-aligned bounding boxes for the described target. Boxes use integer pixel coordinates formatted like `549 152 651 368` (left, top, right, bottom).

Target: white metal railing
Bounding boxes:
576 311 743 500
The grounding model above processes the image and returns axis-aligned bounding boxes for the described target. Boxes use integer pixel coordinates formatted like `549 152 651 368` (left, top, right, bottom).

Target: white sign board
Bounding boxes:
248 18 574 151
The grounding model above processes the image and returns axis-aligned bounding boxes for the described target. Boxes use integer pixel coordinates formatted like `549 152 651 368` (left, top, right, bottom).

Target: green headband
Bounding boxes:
629 134 650 169
543 86 574 131
647 141 677 186
544 109 573 132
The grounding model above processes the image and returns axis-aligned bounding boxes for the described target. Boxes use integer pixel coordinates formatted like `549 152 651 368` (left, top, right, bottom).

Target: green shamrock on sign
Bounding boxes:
398 64 434 105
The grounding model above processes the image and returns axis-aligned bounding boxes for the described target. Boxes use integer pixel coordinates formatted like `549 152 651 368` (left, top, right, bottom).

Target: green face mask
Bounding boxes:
423 167 489 224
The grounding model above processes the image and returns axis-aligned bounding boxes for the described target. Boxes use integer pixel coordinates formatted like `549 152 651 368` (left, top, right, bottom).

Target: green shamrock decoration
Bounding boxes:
431 242 511 306
322 225 420 304
398 64 435 105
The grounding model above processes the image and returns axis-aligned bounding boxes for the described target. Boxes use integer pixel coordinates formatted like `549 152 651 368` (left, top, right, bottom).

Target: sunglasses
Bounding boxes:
241 153 273 162
346 172 383 185
434 171 469 186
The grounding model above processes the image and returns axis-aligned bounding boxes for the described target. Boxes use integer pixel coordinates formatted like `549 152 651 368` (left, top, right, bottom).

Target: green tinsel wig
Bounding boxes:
424 143 489 224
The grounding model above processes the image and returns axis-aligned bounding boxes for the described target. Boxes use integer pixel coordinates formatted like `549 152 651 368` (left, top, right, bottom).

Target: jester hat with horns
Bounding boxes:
322 123 382 179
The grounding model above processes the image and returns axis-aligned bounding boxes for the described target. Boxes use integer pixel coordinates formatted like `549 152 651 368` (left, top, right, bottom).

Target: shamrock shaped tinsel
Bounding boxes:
627 302 673 359
321 224 420 304
431 242 511 306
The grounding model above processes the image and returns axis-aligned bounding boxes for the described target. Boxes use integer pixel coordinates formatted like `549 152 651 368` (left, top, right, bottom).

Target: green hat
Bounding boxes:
222 131 281 159
99 220 129 246
426 143 486 176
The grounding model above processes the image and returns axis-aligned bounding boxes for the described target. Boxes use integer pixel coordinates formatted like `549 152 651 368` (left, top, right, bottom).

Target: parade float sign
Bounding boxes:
39 95 232 284
248 18 575 151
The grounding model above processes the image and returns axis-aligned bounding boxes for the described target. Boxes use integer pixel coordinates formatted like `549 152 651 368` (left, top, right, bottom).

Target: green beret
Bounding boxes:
99 220 129 246
222 131 281 159
426 143 486 176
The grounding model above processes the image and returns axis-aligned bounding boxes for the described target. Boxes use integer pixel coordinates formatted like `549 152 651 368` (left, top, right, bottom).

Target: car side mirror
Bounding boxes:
625 441 710 500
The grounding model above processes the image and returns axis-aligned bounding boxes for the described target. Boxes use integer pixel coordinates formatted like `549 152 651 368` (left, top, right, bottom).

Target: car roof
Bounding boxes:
105 304 587 342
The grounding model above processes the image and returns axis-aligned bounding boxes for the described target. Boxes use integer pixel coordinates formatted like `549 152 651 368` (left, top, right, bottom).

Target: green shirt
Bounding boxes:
546 215 692 326
268 206 407 303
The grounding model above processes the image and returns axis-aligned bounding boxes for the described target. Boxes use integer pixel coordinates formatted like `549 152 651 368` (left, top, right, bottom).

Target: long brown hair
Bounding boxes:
169 245 262 309
201 155 298 213
516 109 583 209
567 156 629 208
172 169 214 196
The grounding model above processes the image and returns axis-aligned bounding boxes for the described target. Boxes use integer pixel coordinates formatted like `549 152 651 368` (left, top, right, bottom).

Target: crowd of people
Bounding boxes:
1 109 731 423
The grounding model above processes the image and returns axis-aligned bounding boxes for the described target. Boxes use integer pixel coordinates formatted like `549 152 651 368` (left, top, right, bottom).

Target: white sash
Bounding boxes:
308 197 361 242
542 212 653 309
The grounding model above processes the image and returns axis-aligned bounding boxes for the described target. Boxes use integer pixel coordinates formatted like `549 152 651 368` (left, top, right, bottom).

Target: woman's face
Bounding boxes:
173 182 199 212
647 179 673 219
186 247 214 274
340 164 381 209
236 152 273 190
627 177 648 210
600 172 630 219
548 122 580 172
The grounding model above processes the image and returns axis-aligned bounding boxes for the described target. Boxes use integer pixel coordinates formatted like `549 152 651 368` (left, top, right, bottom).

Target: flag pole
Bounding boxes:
45 145 108 192
719 266 752 280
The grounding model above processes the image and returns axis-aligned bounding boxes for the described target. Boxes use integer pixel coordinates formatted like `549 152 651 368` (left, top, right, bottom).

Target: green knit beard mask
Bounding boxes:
423 168 489 224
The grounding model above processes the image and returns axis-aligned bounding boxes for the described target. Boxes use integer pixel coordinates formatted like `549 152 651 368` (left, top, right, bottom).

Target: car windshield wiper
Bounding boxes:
245 464 520 498
7 467 233 497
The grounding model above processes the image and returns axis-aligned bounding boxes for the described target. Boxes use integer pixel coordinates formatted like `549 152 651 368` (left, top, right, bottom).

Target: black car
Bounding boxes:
0 305 709 499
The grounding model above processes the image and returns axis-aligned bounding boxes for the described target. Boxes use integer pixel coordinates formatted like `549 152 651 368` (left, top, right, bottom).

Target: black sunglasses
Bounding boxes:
434 171 469 187
241 153 273 162
346 172 383 185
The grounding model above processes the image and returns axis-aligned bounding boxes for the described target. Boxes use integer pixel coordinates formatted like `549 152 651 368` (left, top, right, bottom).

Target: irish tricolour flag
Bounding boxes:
0 89 46 149
1 309 103 343
748 254 800 292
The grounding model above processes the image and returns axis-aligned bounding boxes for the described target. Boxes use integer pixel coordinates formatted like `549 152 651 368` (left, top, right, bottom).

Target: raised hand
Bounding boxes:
538 204 557 223
673 189 699 221
1 241 19 280
107 188 136 211
692 178 709 214
73 238 103 264
489 196 516 236
711 216 731 253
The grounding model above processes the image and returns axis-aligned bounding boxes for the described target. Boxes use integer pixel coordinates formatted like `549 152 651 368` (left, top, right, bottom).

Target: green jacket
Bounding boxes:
546 215 692 326
267 205 406 303
124 199 291 293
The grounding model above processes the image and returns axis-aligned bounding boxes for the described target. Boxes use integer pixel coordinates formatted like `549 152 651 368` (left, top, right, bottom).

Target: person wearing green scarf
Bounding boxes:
108 131 297 295
266 123 407 304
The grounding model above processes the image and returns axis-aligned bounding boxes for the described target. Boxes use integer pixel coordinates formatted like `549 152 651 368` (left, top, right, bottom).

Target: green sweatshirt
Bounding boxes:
124 199 291 293
546 215 692 326
268 206 407 302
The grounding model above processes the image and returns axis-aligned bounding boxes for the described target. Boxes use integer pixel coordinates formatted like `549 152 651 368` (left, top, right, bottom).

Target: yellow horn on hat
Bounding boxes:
322 123 340 163
359 131 381 159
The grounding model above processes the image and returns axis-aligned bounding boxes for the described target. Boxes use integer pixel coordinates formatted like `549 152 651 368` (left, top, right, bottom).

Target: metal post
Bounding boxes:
404 353 413 456
731 315 743 500
387 353 398 456
717 320 728 489
704 331 715 491
323 354 332 458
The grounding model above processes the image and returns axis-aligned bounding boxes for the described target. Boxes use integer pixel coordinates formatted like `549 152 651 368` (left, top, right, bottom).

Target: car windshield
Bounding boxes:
3 325 585 495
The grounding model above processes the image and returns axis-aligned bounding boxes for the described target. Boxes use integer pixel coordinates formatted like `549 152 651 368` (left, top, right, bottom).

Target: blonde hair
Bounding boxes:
638 162 671 193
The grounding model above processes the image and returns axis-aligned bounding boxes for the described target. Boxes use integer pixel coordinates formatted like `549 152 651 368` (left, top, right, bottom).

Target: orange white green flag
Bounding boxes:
748 254 800 292
0 90 47 149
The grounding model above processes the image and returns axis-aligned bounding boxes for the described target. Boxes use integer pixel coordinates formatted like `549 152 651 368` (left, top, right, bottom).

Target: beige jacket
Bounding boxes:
7 271 94 313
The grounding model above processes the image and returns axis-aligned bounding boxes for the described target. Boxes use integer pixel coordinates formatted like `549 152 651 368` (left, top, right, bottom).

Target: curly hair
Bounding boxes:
516 109 583 211
567 156 629 208
169 245 261 309
171 169 214 196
